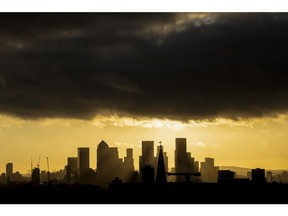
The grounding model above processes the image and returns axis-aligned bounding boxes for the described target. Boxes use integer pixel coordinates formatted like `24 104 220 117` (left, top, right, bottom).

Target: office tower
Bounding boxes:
205 158 214 166
175 138 187 177
139 141 154 181
78 147 90 176
124 148 135 172
96 140 124 187
175 138 195 181
66 157 78 183
187 152 195 173
67 157 78 174
252 168 265 183
200 157 219 183
97 140 109 171
6 163 13 180
140 141 154 168
156 145 167 183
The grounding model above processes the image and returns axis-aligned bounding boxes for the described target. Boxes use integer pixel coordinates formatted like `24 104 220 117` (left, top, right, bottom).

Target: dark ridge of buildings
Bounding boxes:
1 182 288 204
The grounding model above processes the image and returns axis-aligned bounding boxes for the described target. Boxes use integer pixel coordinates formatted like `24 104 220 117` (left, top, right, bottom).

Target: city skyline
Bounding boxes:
1 13 288 174
3 137 283 185
1 137 288 179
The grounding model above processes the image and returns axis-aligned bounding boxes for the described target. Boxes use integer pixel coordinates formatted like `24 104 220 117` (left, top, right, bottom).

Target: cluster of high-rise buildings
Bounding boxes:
1 138 287 187
61 138 230 187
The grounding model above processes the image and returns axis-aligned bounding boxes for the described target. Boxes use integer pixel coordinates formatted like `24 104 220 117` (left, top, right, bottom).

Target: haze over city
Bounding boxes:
1 13 288 175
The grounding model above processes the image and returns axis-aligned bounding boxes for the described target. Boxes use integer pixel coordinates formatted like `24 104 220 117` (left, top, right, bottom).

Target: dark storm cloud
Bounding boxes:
1 13 288 120
94 72 143 94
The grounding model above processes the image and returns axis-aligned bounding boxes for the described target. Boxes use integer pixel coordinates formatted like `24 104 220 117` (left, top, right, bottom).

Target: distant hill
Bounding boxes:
219 166 288 176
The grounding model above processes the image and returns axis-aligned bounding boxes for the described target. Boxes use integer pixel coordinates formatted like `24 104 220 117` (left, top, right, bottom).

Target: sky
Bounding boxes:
1 13 288 173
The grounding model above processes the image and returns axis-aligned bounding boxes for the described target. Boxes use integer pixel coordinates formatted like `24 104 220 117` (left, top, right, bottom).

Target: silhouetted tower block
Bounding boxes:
96 140 124 187
67 157 78 174
187 152 195 173
141 165 154 183
97 140 109 171
140 141 154 167
218 170 235 183
175 138 195 182
67 157 78 183
31 167 40 185
6 163 13 181
78 147 90 178
156 145 167 184
200 157 219 183
252 168 266 184
124 148 135 171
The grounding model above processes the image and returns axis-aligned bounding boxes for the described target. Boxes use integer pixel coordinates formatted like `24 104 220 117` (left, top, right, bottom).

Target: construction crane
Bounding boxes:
166 172 201 182
46 157 50 182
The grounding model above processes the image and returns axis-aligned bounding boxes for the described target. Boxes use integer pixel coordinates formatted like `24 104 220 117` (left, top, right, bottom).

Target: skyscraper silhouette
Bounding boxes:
140 141 154 168
156 145 167 183
140 141 154 179
175 138 194 182
77 147 90 178
6 163 13 181
124 148 134 171
96 140 126 187
67 157 78 174
97 140 109 171
200 157 219 183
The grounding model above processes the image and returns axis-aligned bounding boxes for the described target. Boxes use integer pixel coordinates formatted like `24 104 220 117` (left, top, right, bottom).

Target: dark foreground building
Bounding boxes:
1 182 288 204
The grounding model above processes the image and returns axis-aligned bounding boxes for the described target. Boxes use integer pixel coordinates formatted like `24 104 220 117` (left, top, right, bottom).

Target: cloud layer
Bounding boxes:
1 13 288 120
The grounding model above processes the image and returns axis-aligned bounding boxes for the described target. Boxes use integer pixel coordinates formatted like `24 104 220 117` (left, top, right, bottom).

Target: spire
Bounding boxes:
156 143 167 184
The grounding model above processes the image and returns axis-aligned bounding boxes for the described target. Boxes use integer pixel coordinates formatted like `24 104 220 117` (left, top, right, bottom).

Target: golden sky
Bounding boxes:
1 114 288 174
